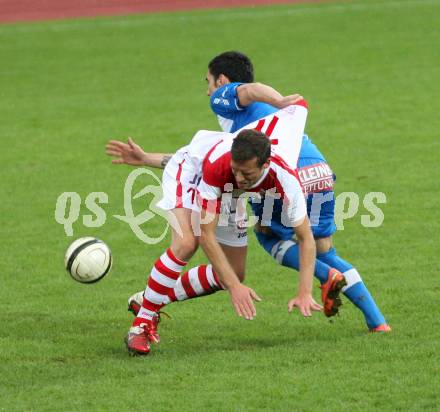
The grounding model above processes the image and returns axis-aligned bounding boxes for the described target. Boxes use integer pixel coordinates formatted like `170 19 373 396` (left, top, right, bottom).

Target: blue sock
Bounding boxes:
318 248 387 328
255 231 329 284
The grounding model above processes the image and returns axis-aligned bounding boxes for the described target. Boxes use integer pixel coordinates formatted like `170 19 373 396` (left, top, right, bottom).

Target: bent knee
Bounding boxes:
171 236 199 261
315 236 333 255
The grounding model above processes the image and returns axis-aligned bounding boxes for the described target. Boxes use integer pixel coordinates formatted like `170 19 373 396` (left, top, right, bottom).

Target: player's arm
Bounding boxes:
281 176 321 316
106 137 172 168
287 216 322 316
236 82 303 109
198 200 261 320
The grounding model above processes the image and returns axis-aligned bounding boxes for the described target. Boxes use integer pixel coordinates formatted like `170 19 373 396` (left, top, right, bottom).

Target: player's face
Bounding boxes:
231 157 268 190
206 70 219 96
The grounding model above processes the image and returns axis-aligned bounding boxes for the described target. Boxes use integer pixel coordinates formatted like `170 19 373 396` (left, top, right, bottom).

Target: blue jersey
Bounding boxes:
210 83 325 161
210 82 277 133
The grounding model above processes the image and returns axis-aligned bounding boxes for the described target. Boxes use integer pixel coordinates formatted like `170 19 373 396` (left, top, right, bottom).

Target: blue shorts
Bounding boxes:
250 153 336 240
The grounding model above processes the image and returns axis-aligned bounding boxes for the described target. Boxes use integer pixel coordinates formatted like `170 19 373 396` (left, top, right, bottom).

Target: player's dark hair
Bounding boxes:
231 129 271 167
208 51 254 83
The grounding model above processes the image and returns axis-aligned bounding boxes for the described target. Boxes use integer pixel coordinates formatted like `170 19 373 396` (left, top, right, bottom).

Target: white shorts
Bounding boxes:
157 149 247 248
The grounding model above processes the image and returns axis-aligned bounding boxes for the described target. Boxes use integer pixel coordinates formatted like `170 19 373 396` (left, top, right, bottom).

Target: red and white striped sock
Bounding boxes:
133 248 187 326
168 264 224 302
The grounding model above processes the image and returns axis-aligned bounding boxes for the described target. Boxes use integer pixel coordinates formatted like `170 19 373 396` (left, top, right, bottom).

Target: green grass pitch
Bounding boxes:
1 0 440 410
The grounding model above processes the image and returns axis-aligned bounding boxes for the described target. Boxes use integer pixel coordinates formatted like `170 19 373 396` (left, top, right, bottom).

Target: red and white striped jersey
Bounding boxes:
196 101 309 226
198 140 307 225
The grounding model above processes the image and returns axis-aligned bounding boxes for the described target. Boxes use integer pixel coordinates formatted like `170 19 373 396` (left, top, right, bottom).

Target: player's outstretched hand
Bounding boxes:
288 294 322 317
273 94 304 109
228 283 262 320
105 137 147 166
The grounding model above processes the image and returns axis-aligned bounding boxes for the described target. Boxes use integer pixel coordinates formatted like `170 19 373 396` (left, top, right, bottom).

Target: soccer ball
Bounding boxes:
65 237 112 283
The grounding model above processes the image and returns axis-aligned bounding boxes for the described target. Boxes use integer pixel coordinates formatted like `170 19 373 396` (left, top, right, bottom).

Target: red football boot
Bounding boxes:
125 315 161 355
143 317 161 344
125 325 151 356
320 269 347 317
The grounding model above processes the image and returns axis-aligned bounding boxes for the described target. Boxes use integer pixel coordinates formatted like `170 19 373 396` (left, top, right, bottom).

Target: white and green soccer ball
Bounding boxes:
65 237 112 283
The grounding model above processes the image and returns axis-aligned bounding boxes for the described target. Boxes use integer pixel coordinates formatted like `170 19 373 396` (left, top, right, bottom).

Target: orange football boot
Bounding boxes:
320 269 347 317
369 324 392 333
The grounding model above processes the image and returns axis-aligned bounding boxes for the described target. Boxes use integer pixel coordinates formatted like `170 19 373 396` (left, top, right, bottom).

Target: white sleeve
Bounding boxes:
273 105 308 168
198 179 221 201
197 179 223 214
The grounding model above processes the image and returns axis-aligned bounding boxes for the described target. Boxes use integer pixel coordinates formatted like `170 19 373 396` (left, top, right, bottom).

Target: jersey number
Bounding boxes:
254 116 279 145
